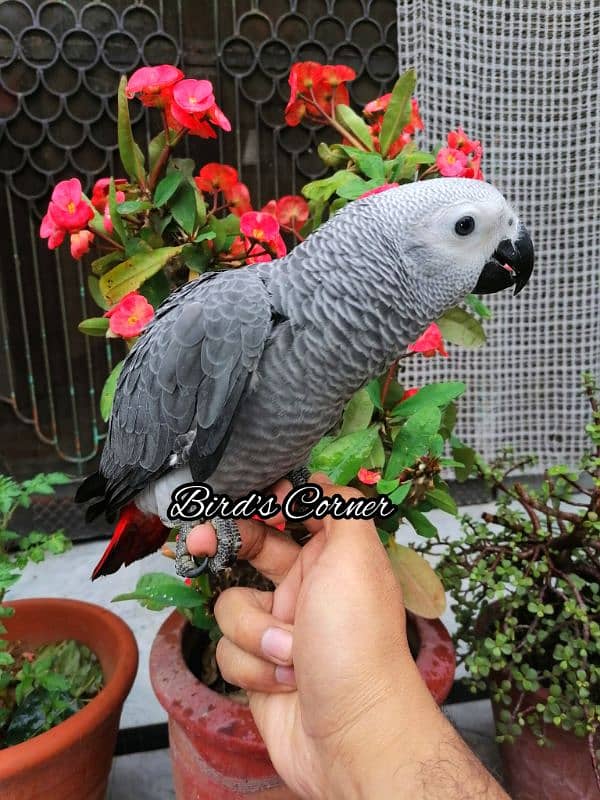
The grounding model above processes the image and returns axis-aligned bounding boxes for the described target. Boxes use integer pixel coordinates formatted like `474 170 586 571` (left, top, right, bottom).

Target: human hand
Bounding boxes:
187 475 508 800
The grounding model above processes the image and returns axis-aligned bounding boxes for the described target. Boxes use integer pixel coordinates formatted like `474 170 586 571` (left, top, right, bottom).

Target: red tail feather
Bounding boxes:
91 504 170 580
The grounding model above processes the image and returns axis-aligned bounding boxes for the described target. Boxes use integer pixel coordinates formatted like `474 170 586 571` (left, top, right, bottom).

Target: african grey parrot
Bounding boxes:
76 177 534 578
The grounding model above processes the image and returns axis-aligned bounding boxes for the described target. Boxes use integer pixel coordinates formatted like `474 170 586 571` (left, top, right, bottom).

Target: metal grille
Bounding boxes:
0 0 398 477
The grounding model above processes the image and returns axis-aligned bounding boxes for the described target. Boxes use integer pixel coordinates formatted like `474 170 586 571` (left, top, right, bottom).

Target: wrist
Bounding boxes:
325 675 508 800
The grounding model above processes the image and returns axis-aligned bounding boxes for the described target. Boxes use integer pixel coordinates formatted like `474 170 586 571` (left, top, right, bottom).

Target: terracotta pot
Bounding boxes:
150 609 455 799
0 598 138 800
492 689 600 800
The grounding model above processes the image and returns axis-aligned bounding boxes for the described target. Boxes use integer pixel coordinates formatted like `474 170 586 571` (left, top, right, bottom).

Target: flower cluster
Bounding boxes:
126 66 230 138
364 94 424 157
436 127 483 180
40 178 94 257
285 62 356 126
91 177 127 234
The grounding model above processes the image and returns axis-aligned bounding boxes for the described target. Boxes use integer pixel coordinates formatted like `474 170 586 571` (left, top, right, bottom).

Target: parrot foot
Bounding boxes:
174 518 242 576
174 522 208 579
286 464 311 489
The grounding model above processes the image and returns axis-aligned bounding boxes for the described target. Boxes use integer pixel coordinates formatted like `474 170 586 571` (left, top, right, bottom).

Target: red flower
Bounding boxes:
126 65 183 108
184 577 192 586
401 387 419 401
172 79 214 114
195 163 239 194
436 146 468 177
273 195 310 233
240 212 286 263
70 229 94 259
91 177 127 212
364 93 392 117
407 323 448 358
240 211 280 243
357 467 381 485
47 178 94 232
358 183 399 200
168 83 230 139
40 212 65 249
285 62 355 126
105 292 155 339
225 182 252 216
440 129 484 180
206 103 232 133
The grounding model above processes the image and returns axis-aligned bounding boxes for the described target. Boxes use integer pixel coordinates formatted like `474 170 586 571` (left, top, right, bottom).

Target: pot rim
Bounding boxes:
150 609 456 747
0 597 138 776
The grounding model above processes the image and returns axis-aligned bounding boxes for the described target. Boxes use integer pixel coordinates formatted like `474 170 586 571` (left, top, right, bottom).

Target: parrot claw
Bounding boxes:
175 522 208 578
174 518 241 577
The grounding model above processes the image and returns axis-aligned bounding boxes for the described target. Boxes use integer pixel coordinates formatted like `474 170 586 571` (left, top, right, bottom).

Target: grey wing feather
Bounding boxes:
98 269 273 514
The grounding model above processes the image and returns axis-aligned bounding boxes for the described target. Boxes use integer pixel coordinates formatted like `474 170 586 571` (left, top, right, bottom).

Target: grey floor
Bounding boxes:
8 503 502 798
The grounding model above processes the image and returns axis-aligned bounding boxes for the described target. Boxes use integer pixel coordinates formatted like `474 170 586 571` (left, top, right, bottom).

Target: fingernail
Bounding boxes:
275 665 296 686
261 627 293 664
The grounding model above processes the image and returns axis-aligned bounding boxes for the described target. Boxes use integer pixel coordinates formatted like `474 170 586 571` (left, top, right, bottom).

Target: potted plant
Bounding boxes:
42 60 497 797
0 473 138 800
421 372 600 800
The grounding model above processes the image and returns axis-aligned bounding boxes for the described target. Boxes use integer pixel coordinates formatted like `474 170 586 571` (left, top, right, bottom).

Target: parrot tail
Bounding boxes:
91 504 170 580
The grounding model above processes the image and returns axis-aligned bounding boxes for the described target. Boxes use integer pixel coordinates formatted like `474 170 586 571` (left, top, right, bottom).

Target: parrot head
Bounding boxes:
381 177 534 303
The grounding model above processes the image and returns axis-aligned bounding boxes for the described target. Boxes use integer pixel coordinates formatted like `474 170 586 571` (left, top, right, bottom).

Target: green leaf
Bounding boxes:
404 507 438 538
91 250 122 278
139 270 170 308
451 438 478 482
117 200 152 215
425 487 458 515
100 360 124 422
437 307 486 348
87 275 109 310
338 147 386 183
112 572 208 611
389 482 411 505
302 170 356 204
167 158 195 178
108 178 129 245
210 214 241 253
336 175 378 201
310 427 381 485
385 406 442 479
335 104 375 151
465 293 492 320
117 75 145 185
148 130 171 172
379 69 417 157
99 246 183 304
366 378 383 410
392 382 466 417
317 141 347 169
154 172 183 207
387 540 446 617
170 181 197 235
340 388 374 435
78 317 109 337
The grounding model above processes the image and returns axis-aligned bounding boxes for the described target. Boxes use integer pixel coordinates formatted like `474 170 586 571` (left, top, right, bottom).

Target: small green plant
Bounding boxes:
0 473 103 747
420 373 600 787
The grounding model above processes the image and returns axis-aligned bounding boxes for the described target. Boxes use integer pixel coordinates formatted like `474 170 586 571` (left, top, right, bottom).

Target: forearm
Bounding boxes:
328 681 508 800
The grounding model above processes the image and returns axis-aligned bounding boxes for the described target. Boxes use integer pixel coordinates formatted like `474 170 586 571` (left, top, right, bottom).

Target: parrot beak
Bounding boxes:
473 223 534 296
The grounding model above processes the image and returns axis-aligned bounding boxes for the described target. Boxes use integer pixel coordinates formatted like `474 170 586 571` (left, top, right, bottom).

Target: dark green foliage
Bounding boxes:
420 374 600 779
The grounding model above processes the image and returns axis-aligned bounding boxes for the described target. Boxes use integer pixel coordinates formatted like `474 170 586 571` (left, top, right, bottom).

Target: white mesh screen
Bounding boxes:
396 0 600 469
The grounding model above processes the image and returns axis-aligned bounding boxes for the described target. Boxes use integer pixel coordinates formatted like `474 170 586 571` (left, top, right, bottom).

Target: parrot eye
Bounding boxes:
454 216 475 236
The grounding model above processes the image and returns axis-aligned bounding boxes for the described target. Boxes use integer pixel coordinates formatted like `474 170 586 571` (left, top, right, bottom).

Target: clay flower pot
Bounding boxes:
0 598 138 800
150 609 455 799
492 688 599 800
